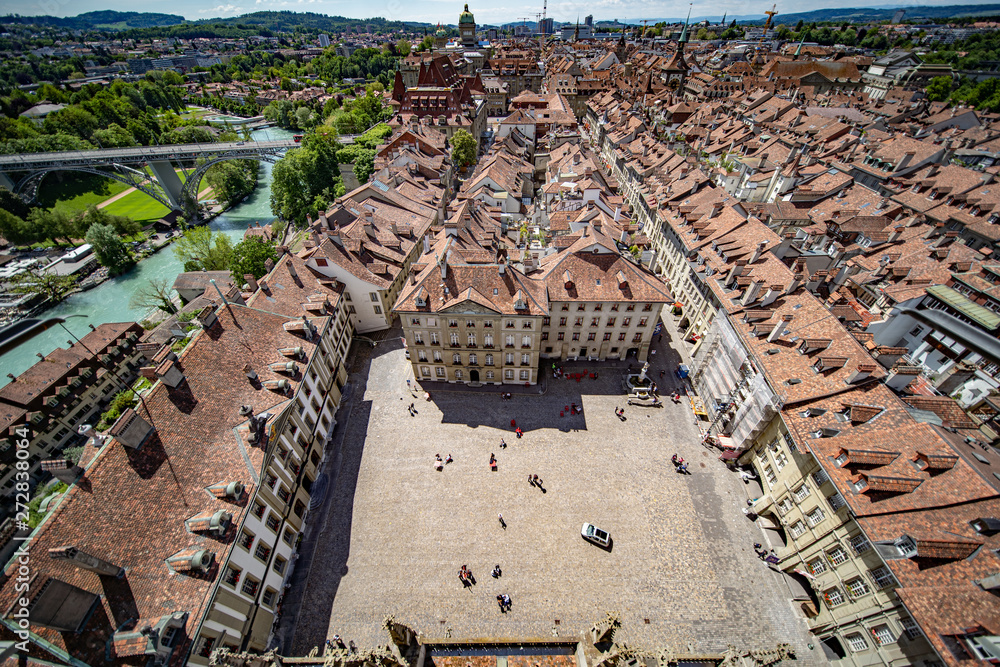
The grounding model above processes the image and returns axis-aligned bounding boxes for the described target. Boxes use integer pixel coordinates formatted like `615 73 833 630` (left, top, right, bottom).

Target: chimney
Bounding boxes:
885 365 922 391
153 359 184 388
742 279 765 306
613 207 621 223
710 203 724 219
243 363 258 380
726 260 747 288
196 305 218 329
329 225 343 246
440 249 450 279
895 151 915 172
40 459 83 485
845 363 878 384
761 284 783 307
749 241 767 264
423 234 431 254
767 314 793 342
888 226 904 243
49 546 123 578
287 261 299 283
108 408 154 449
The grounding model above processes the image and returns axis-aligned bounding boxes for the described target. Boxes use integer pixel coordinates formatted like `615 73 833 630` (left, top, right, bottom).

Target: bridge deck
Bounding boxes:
0 139 299 169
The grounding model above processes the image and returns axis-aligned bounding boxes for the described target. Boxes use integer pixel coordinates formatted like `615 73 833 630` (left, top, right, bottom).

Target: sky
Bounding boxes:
8 0 1000 26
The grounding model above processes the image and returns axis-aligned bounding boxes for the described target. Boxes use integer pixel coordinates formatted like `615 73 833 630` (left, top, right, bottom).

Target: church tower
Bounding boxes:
459 4 477 48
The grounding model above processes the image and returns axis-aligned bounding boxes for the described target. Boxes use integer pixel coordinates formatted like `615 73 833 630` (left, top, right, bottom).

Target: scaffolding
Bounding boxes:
691 316 780 449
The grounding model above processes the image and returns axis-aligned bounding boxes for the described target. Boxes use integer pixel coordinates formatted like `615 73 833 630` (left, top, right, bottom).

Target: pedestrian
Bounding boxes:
498 512 506 529
650 349 656 358
659 370 665 378
500 438 507 449
534 474 542 486
497 594 506 613
407 379 411 388
515 427 523 438
528 474 535 486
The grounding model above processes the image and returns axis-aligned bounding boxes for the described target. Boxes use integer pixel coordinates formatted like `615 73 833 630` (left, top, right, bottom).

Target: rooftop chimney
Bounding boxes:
761 284 783 307
767 314 793 342
49 546 123 578
742 279 765 306
423 234 431 254
845 363 878 384
749 241 767 264
108 408 153 449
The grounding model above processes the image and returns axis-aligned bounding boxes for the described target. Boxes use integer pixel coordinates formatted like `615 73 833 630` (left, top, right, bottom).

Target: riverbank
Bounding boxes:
0 126 295 386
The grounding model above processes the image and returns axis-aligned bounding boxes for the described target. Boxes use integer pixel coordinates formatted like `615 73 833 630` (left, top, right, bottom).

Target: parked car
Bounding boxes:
581 523 610 547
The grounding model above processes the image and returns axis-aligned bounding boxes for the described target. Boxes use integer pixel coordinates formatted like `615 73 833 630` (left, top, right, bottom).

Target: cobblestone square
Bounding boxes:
287 330 822 663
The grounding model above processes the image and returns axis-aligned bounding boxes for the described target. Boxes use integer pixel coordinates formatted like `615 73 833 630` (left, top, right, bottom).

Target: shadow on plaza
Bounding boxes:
418 332 689 434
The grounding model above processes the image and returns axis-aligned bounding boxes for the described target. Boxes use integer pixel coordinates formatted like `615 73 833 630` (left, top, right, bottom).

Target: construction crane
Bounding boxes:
516 16 531 37
541 0 548 37
753 4 778 71
640 19 650 39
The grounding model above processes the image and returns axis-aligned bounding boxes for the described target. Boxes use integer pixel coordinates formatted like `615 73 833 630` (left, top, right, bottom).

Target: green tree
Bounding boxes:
230 238 279 283
926 76 954 102
204 160 256 208
6 266 76 303
172 225 235 271
86 223 135 275
91 122 136 148
129 277 178 314
0 209 36 246
79 205 141 238
396 39 412 55
451 129 476 168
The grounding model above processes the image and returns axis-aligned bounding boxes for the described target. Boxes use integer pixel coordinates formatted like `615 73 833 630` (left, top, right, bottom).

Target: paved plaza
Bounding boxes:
283 326 824 664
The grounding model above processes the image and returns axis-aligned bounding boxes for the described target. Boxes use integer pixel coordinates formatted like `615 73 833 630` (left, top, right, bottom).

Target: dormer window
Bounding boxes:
989 213 999 224
852 477 868 492
835 452 849 466
928 190 938 200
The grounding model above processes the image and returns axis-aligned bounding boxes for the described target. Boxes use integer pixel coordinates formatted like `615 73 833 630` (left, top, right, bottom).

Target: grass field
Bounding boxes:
38 173 131 215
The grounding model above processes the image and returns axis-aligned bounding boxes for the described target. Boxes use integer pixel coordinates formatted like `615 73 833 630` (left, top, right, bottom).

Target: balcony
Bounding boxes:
522 344 532 349
505 344 515 348
483 344 494 348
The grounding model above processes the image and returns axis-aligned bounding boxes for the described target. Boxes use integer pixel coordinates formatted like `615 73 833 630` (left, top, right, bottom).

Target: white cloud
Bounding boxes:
198 3 244 13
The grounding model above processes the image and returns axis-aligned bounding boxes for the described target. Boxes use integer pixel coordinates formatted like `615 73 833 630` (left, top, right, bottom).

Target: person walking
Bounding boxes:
500 438 507 449
528 474 535 486
498 512 506 529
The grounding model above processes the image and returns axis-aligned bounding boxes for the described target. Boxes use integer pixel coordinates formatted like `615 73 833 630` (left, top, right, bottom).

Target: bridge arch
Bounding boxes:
15 164 175 210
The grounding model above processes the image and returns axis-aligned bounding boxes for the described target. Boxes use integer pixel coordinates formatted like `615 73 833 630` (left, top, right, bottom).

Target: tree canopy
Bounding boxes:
230 238 279 283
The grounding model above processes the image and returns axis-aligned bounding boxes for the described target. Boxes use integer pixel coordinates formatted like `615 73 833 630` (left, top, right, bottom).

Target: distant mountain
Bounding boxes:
621 3 1000 25
0 10 185 29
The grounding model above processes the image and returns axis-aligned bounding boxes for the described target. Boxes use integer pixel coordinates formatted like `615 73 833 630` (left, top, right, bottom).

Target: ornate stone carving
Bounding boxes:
589 611 622 645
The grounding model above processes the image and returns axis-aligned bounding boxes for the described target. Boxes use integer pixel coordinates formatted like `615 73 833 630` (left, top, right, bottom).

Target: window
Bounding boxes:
790 521 806 538
264 472 277 489
591 317 599 327
466 320 475 328
808 557 827 575
238 531 254 550
505 353 514 364
483 320 493 328
266 513 280 532
807 507 825 526
469 353 477 365
505 335 514 347
254 542 272 562
607 317 616 326
558 333 565 340
217 565 242 592
574 317 583 326
845 577 870 598
900 616 922 640
433 351 442 362
370 292 379 302
252 501 265 518
484 334 494 347
577 304 586 311
277 486 290 502
520 354 529 365
486 354 493 366
520 370 530 380
793 485 811 502
421 366 431 376
418 351 428 362
436 367 446 377
348 305 356 314
764 466 776 486
274 555 287 574
870 566 895 589
845 633 868 652
522 321 532 329
505 369 514 379
588 333 596 341
849 534 871 555
827 493 846 510
431 332 440 345
618 333 626 341
623 317 631 326
632 333 642 342
542 317 550 326
451 333 459 346
824 587 845 607
827 546 848 565
468 334 477 346
263 588 277 607
559 317 567 326
561 304 569 311
610 304 619 311
283 528 295 545
455 370 463 380
541 332 549 341
506 320 515 328
639 317 648 327
774 452 788 470
603 333 612 341
241 576 260 597
411 318 421 326
486 371 494 379
453 353 461 364
522 335 531 347
572 333 580 341
776 497 793 515
198 636 216 658
373 305 382 314
449 319 458 327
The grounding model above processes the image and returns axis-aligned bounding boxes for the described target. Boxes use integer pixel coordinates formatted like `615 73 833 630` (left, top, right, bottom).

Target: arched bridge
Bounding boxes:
0 139 298 215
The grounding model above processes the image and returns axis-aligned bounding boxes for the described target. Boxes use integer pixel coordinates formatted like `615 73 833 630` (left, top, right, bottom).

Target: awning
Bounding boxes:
720 450 740 461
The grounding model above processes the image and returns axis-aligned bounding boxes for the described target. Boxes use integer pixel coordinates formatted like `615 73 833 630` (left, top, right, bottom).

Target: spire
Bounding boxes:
574 16 580 41
678 3 691 45
721 11 726 25
793 32 805 58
